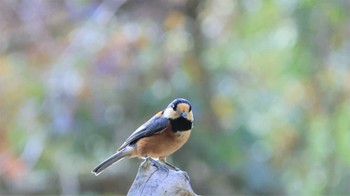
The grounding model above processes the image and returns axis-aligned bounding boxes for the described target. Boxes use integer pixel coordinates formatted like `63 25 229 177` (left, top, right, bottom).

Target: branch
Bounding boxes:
128 159 197 196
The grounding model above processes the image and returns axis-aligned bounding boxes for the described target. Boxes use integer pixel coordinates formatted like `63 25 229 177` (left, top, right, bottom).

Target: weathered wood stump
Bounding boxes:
128 159 197 196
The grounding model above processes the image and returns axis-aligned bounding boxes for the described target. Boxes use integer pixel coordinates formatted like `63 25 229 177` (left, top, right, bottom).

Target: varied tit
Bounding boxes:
92 98 193 175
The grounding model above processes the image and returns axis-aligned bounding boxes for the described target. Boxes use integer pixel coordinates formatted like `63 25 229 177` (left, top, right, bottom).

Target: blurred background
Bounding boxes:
1 0 350 195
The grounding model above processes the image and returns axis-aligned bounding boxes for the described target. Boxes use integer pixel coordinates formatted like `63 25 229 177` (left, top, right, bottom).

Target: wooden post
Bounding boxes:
128 159 197 196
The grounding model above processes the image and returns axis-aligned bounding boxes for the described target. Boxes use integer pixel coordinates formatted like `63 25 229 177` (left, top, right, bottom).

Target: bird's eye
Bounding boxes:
171 104 176 110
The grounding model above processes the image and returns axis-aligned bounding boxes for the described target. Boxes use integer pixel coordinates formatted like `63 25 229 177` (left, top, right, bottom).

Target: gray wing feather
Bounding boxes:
118 115 169 150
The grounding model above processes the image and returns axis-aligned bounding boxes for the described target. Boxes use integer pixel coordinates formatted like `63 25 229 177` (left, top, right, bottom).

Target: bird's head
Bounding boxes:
163 98 193 122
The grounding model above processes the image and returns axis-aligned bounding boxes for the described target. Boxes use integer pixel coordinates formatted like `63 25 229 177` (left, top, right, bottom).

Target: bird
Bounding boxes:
92 98 193 176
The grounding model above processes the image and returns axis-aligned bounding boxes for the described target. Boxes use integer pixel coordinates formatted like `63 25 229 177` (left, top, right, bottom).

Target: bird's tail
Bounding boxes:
91 150 128 176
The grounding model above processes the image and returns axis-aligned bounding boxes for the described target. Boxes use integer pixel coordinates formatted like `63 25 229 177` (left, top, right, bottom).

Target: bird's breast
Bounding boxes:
135 127 191 158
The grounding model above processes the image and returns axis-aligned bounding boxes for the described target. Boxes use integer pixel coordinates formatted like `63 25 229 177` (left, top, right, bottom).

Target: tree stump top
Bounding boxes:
128 159 197 196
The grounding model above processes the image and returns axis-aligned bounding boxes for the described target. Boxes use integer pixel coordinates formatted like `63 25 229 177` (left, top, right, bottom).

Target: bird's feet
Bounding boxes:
144 157 190 181
146 157 169 173
182 171 190 182
159 160 190 181
160 160 181 171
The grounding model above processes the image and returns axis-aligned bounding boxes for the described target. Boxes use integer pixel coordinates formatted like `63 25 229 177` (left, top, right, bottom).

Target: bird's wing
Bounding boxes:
118 111 169 150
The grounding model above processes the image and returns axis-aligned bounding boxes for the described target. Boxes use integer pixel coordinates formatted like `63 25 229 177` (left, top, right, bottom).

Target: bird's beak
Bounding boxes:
181 112 187 119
